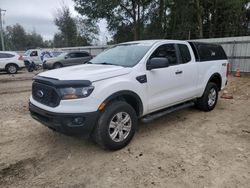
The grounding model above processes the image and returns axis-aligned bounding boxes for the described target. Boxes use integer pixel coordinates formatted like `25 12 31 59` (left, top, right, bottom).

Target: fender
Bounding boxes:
100 90 144 117
202 73 222 94
5 63 19 69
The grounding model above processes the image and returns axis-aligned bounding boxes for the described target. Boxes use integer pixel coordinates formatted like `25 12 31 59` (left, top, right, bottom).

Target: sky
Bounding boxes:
0 0 109 44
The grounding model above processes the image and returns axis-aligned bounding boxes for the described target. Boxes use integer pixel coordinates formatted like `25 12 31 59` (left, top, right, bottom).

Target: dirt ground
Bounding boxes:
0 70 249 188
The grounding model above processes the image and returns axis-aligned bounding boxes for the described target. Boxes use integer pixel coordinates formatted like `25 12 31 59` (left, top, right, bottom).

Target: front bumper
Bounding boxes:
42 63 53 70
29 102 100 137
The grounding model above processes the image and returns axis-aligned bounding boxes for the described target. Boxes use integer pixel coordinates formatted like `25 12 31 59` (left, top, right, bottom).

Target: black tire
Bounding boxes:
93 101 137 150
6 64 18 74
53 62 62 69
196 82 219 112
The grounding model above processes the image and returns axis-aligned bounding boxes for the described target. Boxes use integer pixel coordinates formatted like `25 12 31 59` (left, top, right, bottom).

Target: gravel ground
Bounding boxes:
0 70 250 188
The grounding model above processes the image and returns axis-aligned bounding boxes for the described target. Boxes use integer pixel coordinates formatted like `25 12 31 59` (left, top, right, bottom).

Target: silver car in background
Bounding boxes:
43 51 92 69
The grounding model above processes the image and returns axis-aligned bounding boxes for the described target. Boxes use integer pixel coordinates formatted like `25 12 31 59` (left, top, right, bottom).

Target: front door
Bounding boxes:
146 43 197 113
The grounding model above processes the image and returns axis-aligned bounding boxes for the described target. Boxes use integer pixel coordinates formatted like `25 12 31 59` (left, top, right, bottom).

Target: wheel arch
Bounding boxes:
207 73 222 91
100 90 144 117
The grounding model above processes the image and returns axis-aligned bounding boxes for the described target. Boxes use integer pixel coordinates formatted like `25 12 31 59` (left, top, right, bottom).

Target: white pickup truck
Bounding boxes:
29 40 229 150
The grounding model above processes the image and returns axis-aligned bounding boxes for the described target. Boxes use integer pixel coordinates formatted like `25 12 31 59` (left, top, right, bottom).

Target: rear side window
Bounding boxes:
30 51 38 57
178 44 191 63
76 52 90 57
189 42 199 61
6 53 15 58
0 53 5 58
195 43 227 61
0 53 15 58
68 53 77 58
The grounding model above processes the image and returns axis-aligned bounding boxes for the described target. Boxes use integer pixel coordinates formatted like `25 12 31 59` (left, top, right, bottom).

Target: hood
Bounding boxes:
38 64 131 82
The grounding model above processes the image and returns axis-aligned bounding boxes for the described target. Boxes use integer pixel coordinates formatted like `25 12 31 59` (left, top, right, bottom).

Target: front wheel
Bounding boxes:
196 82 219 112
93 101 137 150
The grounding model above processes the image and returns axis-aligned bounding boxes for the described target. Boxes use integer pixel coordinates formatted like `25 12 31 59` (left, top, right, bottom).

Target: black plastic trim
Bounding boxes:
33 76 91 88
103 90 144 117
136 75 147 83
207 73 222 91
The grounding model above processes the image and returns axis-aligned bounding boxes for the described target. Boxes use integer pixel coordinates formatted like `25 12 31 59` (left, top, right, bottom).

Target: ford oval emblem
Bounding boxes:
37 90 44 98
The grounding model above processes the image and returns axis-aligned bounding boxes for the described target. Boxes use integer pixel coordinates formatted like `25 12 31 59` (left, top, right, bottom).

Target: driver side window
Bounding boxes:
150 44 178 66
30 51 38 57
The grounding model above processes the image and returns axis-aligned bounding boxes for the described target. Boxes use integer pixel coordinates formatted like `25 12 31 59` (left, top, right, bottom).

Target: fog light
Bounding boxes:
72 117 84 125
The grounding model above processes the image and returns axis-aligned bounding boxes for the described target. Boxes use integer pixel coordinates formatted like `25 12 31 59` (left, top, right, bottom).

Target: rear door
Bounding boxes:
77 52 92 64
0 53 8 69
146 43 198 112
63 52 78 66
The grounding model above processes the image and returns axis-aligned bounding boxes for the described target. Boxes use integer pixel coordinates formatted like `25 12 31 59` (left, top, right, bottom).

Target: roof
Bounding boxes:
120 39 188 46
0 51 18 54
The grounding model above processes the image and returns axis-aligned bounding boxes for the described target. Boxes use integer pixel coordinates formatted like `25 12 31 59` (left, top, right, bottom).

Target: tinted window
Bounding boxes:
68 53 77 58
76 52 89 57
193 43 227 61
6 54 15 58
189 42 199 61
0 53 6 58
178 44 191 63
150 44 178 66
0 53 14 58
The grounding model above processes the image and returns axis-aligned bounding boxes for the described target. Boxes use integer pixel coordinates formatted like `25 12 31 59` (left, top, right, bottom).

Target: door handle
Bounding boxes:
175 70 183 74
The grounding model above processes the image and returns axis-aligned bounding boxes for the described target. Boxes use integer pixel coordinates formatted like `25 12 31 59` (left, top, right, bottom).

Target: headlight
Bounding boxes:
60 86 94 100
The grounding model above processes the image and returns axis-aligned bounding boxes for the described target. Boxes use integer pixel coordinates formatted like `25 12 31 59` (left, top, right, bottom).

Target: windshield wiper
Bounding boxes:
98 62 115 65
90 62 124 67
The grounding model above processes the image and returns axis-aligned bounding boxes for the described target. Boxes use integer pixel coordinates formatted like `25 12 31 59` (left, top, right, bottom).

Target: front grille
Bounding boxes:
32 81 60 107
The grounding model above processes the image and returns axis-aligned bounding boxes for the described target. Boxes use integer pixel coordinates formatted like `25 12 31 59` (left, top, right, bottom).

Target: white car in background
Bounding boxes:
0 51 25 74
23 49 62 65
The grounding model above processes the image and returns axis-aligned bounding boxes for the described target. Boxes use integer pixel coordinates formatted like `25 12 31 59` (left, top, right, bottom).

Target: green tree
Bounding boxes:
1 24 48 50
54 5 78 47
26 31 45 49
5 24 27 50
53 5 99 47
74 0 152 41
76 17 99 45
73 0 250 42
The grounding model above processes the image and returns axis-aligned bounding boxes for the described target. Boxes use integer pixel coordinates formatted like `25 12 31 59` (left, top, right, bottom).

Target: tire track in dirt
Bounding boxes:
0 77 32 83
0 157 39 186
0 88 31 95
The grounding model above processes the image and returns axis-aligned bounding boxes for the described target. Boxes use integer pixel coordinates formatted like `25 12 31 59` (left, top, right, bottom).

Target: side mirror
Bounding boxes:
64 55 69 59
147 57 169 70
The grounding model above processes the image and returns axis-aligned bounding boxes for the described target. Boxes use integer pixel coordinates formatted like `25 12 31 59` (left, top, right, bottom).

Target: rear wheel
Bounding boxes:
196 82 218 112
6 64 18 74
93 101 137 150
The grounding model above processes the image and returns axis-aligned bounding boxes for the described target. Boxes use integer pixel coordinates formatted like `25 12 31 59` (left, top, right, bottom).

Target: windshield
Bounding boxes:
24 50 31 56
90 43 152 67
